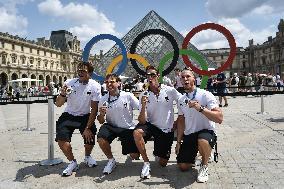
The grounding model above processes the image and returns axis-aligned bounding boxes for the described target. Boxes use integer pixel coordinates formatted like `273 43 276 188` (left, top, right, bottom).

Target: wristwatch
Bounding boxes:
199 106 205 112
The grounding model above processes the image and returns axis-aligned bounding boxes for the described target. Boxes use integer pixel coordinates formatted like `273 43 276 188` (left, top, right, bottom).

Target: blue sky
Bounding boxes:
1 0 284 52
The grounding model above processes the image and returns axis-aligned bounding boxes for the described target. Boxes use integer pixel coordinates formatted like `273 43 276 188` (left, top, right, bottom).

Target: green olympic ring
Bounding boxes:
158 49 208 89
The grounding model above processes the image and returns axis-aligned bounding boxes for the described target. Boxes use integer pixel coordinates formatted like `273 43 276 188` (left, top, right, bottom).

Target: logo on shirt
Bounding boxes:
165 96 169 102
124 102 127 108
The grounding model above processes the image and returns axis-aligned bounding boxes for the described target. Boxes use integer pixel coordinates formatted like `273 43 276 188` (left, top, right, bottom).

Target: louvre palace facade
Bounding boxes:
0 30 98 88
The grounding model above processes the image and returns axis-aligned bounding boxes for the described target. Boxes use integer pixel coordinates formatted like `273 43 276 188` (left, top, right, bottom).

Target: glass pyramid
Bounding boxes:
93 10 216 78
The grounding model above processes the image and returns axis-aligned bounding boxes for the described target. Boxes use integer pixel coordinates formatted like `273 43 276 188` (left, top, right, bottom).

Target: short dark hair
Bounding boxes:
77 61 94 74
105 73 121 82
145 65 158 73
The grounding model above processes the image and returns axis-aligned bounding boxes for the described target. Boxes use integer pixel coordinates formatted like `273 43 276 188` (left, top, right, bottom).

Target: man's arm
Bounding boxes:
82 100 98 143
86 101 99 129
175 115 185 155
176 115 185 143
191 101 223 124
138 96 147 124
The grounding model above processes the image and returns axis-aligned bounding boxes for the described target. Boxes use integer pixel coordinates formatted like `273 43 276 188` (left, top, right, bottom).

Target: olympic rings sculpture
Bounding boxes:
82 22 236 89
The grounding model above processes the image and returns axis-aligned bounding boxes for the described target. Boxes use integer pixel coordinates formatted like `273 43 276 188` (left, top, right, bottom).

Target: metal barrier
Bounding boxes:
39 97 62 166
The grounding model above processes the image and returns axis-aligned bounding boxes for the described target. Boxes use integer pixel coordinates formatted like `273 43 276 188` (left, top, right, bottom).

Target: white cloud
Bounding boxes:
38 0 119 53
205 0 265 18
0 7 28 36
251 4 274 15
183 18 275 49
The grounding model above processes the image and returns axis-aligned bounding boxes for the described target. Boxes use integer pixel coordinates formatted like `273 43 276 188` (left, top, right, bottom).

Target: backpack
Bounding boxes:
231 77 237 85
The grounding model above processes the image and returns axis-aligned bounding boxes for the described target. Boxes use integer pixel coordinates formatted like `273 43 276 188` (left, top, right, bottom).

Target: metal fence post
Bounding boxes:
39 97 62 166
23 94 34 131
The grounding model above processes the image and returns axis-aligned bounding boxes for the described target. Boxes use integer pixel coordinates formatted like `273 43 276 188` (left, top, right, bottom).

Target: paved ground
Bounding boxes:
0 94 283 189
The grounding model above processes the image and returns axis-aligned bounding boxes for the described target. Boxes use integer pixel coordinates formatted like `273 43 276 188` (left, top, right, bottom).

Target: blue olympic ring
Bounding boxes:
82 34 128 81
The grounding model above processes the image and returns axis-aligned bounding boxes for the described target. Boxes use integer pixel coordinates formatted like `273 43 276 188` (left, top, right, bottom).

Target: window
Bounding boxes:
44 51 46 56
37 50 39 55
30 48 32 53
242 61 246 68
21 56 25 65
221 55 223 59
2 54 6 64
1 42 4 48
56 54 58 58
30 59 34 67
21 46 24 51
12 44 15 50
243 55 245 58
12 56 16 64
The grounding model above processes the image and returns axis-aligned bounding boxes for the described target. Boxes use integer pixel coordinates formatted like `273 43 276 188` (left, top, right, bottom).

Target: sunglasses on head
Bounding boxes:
77 69 88 73
146 73 158 77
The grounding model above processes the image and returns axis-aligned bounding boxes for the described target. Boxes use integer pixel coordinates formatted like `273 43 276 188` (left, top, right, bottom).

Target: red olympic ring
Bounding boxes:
182 23 236 76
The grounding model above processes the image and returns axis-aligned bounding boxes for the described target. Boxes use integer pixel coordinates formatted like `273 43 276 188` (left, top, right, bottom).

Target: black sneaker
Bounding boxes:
219 104 222 107
224 104 228 107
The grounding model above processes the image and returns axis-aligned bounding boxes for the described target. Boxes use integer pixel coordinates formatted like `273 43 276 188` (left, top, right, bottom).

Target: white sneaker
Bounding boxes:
84 156 97 167
62 160 79 177
197 164 208 183
141 162 151 179
103 159 116 174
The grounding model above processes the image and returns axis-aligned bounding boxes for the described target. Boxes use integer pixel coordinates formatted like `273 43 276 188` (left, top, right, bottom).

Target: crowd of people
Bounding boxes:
54 61 223 183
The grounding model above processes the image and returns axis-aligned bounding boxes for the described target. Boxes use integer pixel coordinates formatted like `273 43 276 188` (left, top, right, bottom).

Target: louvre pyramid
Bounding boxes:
94 10 216 78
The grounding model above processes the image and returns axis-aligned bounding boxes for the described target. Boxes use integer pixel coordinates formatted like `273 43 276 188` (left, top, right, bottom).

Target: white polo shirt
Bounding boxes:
98 91 139 129
139 84 181 133
64 78 101 116
177 88 218 135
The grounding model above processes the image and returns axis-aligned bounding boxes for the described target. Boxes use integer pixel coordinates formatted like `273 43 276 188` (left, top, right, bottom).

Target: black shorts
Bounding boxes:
55 112 97 145
217 87 227 95
135 122 174 160
97 123 139 155
177 129 216 164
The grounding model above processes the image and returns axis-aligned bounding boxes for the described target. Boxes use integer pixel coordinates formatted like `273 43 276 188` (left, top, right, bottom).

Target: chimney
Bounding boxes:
249 39 253 46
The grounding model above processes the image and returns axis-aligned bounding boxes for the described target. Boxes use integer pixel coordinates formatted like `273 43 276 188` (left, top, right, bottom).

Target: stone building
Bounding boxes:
200 47 248 74
0 30 84 88
201 19 284 76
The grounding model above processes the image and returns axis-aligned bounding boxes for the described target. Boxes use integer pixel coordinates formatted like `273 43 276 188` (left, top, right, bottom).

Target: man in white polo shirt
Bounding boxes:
97 74 140 175
133 66 182 179
55 61 101 177
175 68 223 183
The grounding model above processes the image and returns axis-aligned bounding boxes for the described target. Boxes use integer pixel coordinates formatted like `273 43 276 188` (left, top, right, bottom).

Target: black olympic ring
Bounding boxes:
129 29 179 76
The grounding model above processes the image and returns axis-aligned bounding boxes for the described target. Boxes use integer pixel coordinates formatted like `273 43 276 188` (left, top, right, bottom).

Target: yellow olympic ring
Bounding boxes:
106 53 150 75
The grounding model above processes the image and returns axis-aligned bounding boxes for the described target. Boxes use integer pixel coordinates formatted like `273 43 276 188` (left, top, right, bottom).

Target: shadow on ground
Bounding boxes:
14 159 197 188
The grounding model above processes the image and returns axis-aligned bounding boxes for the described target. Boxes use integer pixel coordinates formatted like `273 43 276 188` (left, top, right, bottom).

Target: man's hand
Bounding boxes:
99 106 107 116
172 120 178 131
141 96 148 107
175 142 181 155
82 128 95 144
188 100 202 111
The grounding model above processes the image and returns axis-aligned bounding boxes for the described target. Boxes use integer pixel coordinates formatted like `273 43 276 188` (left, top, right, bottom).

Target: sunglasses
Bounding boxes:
77 69 88 73
104 80 117 84
146 73 158 77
